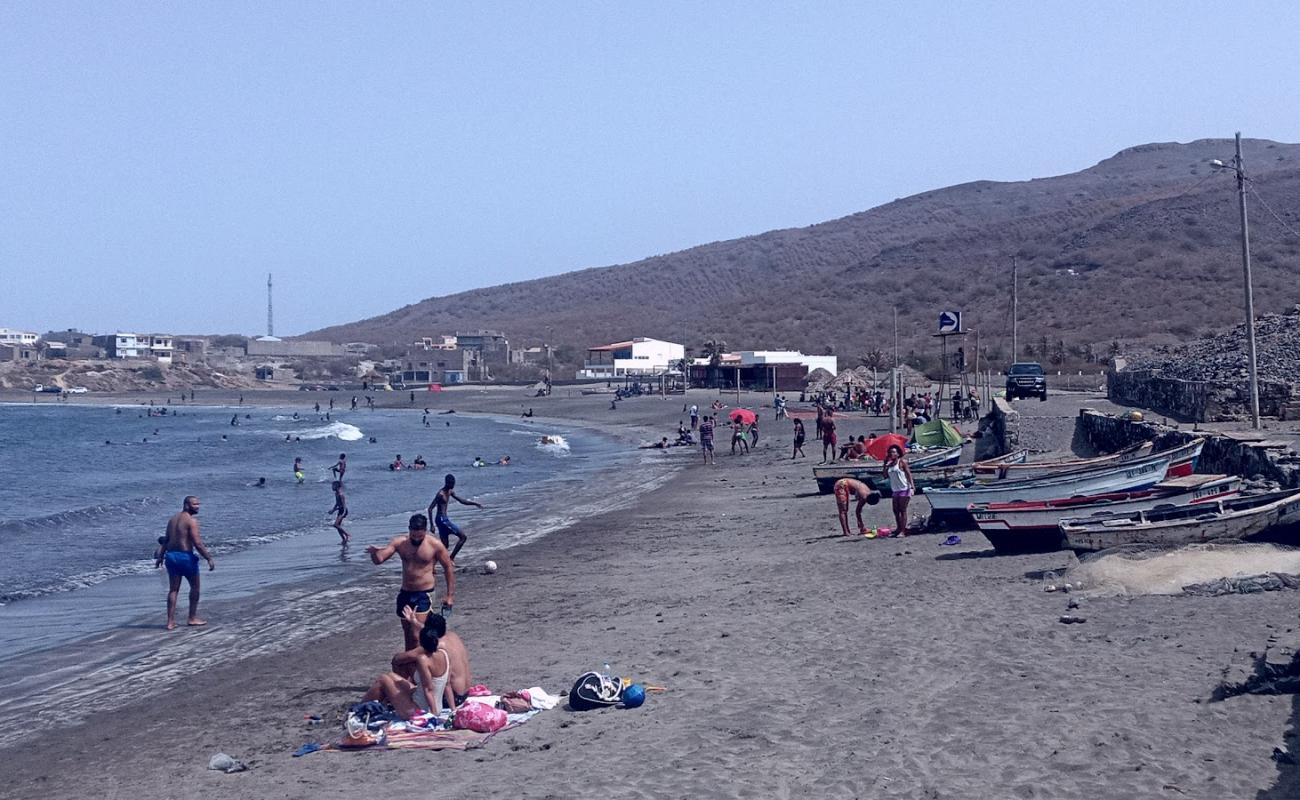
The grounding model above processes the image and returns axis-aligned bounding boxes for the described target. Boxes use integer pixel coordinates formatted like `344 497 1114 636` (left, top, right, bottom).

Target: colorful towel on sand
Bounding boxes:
384 728 498 751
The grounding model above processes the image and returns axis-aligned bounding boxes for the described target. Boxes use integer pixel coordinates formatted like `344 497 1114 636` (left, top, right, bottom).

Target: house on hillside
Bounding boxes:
578 338 684 379
0 328 39 346
94 333 146 359
0 342 40 362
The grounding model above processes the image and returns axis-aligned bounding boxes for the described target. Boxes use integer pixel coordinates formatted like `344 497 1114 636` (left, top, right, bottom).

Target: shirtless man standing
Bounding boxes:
154 496 215 630
427 474 483 562
368 514 457 651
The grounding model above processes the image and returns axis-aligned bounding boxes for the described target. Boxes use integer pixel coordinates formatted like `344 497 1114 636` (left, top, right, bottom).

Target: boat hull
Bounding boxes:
813 450 1027 495
971 475 1241 553
1061 489 1300 552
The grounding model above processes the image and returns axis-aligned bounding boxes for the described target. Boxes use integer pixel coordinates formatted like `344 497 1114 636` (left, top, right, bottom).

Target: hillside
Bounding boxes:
309 138 1300 371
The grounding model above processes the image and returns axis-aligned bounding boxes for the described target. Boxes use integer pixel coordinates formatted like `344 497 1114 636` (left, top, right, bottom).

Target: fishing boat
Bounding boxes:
924 453 1174 523
1060 489 1300 552
910 443 965 469
970 474 1241 553
973 441 1154 480
812 450 1027 495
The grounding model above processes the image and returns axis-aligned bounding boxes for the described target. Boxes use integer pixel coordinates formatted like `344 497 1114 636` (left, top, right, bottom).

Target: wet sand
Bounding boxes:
2 387 1297 799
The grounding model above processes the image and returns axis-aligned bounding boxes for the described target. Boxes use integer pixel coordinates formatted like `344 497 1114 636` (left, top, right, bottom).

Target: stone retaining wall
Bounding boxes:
1076 408 1300 486
974 397 1014 461
1107 369 1291 423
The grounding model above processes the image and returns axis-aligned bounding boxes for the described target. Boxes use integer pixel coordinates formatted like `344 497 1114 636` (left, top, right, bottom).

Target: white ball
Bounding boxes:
482 560 498 574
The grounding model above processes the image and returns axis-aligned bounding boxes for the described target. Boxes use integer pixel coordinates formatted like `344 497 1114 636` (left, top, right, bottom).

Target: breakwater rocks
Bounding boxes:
1075 408 1300 487
1114 307 1300 422
1107 369 1290 423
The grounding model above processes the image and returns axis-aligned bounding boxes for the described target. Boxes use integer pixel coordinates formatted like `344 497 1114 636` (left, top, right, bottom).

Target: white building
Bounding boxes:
142 334 174 363
737 350 837 374
0 328 39 346
578 337 685 379
95 333 145 359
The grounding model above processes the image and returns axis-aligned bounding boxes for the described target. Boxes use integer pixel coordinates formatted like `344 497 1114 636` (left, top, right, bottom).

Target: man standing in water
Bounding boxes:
368 514 457 651
329 480 350 544
154 496 215 630
427 474 483 563
331 452 347 481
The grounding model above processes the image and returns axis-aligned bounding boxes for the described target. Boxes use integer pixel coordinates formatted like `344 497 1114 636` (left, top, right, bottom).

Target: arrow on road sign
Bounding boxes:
938 310 961 334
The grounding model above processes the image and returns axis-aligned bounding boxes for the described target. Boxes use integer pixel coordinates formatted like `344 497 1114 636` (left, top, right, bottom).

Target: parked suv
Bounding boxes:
1005 362 1047 401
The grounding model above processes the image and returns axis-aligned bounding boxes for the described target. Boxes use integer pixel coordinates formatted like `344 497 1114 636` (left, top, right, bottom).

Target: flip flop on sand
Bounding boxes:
941 535 962 546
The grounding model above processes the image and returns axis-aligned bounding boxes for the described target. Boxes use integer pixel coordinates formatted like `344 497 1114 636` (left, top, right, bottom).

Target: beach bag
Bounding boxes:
454 701 508 733
568 671 625 711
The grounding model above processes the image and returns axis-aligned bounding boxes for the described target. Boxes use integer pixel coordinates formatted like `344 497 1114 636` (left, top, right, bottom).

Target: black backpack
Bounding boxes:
568 671 624 711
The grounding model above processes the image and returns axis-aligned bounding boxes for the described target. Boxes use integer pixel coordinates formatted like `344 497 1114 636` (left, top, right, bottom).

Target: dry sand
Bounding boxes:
2 387 1297 799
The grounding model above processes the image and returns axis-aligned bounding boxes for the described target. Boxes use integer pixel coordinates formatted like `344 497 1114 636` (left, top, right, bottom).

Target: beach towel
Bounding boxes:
384 728 497 751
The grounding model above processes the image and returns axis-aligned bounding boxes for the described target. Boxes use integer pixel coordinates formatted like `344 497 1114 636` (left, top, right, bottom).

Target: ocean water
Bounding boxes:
0 402 680 743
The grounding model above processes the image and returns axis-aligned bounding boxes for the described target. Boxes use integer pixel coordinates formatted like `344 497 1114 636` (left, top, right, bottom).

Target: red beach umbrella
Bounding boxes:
866 433 910 461
728 408 757 425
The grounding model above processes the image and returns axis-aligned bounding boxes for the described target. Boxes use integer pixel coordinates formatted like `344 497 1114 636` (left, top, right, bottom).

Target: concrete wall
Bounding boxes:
245 339 345 358
1075 407 1300 486
1107 369 1291 423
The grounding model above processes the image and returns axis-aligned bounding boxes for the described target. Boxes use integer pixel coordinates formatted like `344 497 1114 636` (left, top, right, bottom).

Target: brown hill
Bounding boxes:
308 138 1300 371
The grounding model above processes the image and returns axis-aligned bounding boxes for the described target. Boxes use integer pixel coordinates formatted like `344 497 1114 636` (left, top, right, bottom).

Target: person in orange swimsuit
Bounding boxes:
833 478 877 537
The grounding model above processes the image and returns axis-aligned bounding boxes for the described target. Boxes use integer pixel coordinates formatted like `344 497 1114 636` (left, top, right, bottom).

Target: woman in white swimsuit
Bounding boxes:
882 444 915 537
362 615 451 718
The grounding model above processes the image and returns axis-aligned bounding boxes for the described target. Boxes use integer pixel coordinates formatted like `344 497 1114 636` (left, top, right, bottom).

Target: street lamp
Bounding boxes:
1210 131 1261 429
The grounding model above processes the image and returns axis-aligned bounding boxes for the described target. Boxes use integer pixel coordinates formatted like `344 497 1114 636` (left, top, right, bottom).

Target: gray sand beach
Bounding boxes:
2 387 1297 799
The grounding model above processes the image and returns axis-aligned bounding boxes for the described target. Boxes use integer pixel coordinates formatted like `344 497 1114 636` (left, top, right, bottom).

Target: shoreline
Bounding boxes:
3 389 1297 798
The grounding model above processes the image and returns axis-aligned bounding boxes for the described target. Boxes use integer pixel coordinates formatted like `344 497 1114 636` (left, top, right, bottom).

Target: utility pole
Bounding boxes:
892 307 899 433
267 273 274 338
1010 256 1018 364
1233 133 1262 429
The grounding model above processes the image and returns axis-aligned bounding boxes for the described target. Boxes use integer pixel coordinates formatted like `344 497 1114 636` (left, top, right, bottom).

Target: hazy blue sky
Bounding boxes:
3 2 1299 336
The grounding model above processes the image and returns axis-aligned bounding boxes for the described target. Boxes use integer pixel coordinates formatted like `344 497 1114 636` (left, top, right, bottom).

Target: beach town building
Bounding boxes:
142 334 174 363
244 336 345 358
0 342 40 362
689 349 838 391
41 330 100 359
0 328 39 346
578 338 685 379
93 333 146 359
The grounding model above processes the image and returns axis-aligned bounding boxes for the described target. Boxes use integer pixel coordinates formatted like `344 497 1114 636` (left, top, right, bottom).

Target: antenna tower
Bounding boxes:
267 273 274 338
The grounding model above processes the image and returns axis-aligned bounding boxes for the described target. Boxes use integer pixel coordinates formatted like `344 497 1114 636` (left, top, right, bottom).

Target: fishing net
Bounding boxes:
1064 542 1300 596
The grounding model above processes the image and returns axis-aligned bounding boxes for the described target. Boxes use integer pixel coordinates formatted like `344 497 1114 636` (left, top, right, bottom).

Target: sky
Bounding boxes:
3 1 1300 336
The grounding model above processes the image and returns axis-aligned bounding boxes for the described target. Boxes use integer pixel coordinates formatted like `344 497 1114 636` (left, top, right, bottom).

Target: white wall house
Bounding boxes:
0 328 39 346
738 350 837 374
99 333 144 359
578 338 685 379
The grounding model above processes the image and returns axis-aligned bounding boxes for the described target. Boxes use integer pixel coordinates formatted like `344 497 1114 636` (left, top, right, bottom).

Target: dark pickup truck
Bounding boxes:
1005 362 1048 401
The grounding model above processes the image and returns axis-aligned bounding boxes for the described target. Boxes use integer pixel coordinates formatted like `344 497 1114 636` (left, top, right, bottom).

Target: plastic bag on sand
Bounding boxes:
208 753 248 773
454 702 508 733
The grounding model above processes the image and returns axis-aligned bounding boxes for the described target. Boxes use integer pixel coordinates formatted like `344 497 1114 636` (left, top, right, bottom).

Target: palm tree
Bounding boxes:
858 349 891 370
702 339 727 367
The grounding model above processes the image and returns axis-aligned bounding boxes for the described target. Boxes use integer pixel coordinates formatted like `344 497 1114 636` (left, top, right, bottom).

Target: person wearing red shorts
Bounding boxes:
820 410 838 463
833 478 876 537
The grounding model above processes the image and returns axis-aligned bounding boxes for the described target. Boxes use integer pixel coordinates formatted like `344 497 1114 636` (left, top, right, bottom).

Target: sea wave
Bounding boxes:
0 496 166 537
276 421 363 441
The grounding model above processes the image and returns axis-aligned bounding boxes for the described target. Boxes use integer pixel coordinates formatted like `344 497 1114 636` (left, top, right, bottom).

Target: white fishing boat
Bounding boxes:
925 454 1173 518
973 441 1154 479
1060 489 1300 552
970 474 1241 553
813 450 1027 495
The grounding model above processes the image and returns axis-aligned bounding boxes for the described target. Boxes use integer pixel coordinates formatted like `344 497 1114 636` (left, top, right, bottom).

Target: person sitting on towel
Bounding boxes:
363 609 451 718
418 613 473 708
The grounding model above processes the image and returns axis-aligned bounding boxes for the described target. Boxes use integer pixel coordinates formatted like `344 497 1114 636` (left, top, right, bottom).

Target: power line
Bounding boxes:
1247 182 1300 242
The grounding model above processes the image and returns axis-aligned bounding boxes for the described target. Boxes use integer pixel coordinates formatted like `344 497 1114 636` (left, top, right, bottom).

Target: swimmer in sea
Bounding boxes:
427 474 482 562
255 477 266 488
496 455 510 466
413 455 427 469
391 454 405 471
329 480 351 544
472 456 486 468
294 457 305 484
155 496 215 630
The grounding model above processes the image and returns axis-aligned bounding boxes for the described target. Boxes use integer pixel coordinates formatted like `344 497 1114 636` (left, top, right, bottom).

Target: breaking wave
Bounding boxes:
280 422 363 441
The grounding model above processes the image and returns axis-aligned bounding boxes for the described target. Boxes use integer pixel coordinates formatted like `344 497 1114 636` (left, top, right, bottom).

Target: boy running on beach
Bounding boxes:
427 474 483 562
368 514 457 651
329 481 350 543
154 496 215 630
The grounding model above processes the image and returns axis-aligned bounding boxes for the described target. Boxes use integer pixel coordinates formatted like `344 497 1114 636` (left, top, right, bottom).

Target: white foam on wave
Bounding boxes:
536 435 570 455
280 421 364 441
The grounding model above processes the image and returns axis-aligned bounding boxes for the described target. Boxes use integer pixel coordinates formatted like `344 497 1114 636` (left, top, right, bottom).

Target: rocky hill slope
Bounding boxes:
309 138 1300 368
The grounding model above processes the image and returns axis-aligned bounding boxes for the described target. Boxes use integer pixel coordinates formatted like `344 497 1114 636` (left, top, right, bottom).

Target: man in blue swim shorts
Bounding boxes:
369 513 457 651
154 496 215 631
426 474 483 562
